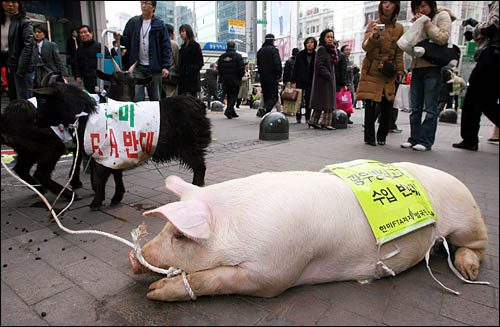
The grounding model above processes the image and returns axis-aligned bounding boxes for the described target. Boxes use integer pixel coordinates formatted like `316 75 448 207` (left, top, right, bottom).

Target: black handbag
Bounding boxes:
416 39 461 67
162 69 179 86
378 60 396 78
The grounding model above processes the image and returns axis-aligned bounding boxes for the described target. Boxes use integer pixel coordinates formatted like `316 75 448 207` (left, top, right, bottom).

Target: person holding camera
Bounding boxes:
453 1 498 151
356 1 404 146
400 1 454 151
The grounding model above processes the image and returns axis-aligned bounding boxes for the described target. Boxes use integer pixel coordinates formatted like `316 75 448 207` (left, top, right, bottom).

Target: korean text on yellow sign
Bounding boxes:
327 159 437 245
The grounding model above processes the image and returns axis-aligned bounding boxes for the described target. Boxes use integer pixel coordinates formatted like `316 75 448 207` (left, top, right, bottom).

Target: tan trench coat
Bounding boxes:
356 16 404 103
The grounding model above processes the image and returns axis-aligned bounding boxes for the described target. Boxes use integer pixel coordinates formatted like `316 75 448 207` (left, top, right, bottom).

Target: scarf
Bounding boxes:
320 43 338 64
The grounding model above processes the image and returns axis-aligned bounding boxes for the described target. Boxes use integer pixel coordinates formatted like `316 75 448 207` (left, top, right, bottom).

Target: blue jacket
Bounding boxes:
121 15 171 73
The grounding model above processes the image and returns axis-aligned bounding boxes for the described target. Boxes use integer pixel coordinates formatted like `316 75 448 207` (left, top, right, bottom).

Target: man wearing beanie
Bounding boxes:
256 34 282 117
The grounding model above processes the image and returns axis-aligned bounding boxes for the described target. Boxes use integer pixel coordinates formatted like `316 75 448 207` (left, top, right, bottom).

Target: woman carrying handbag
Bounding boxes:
356 1 404 146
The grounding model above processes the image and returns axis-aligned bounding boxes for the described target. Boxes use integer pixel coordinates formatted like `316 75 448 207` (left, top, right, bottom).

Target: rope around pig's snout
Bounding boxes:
1 118 196 300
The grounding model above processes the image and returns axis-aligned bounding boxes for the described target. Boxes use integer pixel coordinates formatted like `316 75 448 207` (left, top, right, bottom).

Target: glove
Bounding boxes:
462 18 478 27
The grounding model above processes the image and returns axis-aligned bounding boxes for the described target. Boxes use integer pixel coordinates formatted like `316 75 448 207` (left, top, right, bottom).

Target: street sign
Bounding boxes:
256 20 267 24
228 19 245 27
228 25 245 35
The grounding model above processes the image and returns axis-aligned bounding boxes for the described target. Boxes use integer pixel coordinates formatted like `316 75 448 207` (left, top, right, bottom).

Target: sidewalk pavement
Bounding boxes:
1 103 498 326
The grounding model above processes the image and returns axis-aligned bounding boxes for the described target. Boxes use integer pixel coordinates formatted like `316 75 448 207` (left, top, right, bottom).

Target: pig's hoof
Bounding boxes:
147 277 190 302
454 247 480 281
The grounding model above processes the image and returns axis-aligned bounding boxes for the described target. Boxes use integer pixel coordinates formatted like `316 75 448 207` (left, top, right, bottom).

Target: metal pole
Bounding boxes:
99 29 118 92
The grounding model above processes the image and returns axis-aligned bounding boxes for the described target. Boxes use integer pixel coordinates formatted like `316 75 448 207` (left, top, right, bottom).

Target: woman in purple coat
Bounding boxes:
308 29 337 130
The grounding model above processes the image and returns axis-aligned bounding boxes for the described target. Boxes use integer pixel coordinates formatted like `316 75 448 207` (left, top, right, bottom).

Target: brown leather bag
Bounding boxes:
281 88 299 101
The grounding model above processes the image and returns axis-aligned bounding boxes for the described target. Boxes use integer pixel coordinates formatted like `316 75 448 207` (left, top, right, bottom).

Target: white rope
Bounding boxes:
1 116 196 300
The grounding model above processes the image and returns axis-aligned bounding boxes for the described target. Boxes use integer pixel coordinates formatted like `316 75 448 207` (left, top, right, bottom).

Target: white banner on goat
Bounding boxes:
83 98 160 169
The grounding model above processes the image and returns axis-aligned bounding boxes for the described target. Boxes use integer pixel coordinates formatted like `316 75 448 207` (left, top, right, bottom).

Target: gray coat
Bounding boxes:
309 45 336 112
34 40 66 86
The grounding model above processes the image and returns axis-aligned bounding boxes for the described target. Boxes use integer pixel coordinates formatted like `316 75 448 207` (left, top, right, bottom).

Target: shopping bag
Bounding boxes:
397 15 428 56
282 88 302 114
336 87 353 114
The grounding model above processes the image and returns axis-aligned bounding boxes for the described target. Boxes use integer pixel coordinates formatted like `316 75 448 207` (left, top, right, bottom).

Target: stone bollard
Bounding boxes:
210 101 224 112
332 110 348 129
259 112 289 140
439 109 457 124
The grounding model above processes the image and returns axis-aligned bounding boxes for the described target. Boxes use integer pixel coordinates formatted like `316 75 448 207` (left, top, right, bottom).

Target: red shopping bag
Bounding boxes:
336 87 353 114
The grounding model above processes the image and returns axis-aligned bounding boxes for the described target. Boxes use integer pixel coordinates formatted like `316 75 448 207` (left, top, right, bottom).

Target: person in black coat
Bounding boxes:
73 25 110 93
204 63 219 110
256 34 282 117
178 24 203 97
291 37 316 123
1 0 34 100
437 67 453 114
66 28 80 75
217 41 245 119
283 47 298 84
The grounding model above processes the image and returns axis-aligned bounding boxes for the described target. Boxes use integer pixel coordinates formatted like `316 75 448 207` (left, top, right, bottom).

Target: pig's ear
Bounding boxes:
165 175 200 198
143 200 211 240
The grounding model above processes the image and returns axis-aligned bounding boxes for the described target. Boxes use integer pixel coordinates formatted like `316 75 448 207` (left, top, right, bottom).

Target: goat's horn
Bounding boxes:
41 71 54 87
128 61 138 73
111 57 121 72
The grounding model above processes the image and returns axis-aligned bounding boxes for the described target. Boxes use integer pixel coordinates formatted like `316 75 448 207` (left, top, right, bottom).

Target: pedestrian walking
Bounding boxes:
236 63 251 108
437 67 453 114
283 48 298 86
450 71 466 110
256 34 282 117
338 44 354 124
162 23 179 97
452 0 498 151
291 37 317 124
33 24 66 87
66 28 80 76
1 0 34 100
204 63 218 109
217 41 245 119
177 24 203 97
357 0 404 145
73 25 110 93
308 29 338 130
116 0 171 101
401 1 454 151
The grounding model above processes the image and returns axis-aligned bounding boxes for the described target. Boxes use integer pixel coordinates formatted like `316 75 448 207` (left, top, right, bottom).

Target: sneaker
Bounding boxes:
389 128 403 133
401 142 413 149
452 141 478 151
487 138 499 145
413 144 431 151
348 119 354 124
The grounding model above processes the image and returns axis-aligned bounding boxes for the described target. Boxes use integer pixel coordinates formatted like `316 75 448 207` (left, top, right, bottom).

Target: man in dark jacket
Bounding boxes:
73 25 110 93
33 24 66 87
217 41 245 119
291 37 316 123
66 28 80 75
1 0 34 100
256 34 282 117
283 48 298 84
204 63 219 110
116 0 171 101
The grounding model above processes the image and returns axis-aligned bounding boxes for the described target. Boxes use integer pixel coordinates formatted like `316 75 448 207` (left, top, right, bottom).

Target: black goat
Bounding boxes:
34 71 212 210
0 99 76 199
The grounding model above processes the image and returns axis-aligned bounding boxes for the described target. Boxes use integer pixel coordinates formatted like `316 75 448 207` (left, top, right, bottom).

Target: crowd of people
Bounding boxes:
1 0 498 151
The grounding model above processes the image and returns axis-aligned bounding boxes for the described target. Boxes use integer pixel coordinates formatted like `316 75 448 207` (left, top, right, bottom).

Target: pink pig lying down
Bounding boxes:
128 162 488 302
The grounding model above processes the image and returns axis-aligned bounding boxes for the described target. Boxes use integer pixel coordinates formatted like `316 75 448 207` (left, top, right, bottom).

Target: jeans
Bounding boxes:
407 67 441 148
7 69 34 100
133 64 162 101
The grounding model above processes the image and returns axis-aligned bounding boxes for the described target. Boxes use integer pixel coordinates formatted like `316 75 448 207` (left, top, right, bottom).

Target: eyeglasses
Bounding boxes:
140 1 153 6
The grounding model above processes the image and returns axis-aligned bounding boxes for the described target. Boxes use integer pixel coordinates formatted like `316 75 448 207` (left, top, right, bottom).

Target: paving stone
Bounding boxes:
32 286 131 326
441 294 500 326
317 304 382 326
1 281 48 326
382 300 466 326
62 256 135 300
2 258 73 305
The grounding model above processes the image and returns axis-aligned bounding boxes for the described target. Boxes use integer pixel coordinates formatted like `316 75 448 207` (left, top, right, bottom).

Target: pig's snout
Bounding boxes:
129 249 147 274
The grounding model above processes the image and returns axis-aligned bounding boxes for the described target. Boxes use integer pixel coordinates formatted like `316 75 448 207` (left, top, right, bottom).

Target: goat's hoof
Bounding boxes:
90 200 102 211
71 181 83 189
111 193 124 205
